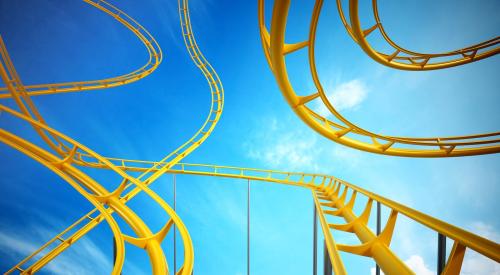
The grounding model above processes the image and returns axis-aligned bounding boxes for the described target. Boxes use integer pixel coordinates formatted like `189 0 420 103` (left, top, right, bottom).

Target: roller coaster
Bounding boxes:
0 0 499 274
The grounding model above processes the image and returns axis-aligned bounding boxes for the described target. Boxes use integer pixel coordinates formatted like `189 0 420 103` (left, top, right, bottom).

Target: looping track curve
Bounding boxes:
1 0 224 273
338 0 500 71
259 0 500 157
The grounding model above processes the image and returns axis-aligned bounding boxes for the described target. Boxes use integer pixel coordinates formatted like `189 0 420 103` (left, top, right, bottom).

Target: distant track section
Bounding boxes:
259 0 500 157
1 0 224 273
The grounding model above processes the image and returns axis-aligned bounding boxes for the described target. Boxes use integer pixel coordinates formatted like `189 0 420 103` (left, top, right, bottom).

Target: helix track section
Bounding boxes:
13 158 500 274
259 0 500 157
1 0 224 273
338 0 500 70
0 0 162 99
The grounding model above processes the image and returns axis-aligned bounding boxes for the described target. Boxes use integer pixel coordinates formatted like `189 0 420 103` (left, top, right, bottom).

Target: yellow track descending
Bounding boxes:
0 0 163 99
338 0 500 71
1 0 499 274
259 0 500 157
1 0 223 273
10 158 500 274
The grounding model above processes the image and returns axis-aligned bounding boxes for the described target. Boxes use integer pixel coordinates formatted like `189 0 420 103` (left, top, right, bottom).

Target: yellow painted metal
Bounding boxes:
339 0 500 71
0 0 224 272
14 160 500 274
259 0 500 157
0 0 163 99
1 0 499 274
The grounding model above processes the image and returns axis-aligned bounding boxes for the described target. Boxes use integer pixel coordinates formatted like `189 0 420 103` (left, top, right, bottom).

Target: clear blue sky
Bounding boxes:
0 0 499 274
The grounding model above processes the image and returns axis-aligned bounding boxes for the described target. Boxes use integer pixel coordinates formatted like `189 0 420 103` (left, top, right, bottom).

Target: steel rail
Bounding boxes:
20 158 500 273
2 0 223 272
1 0 499 273
337 0 500 70
259 0 500 157
0 17 178 275
0 0 163 99
0 130 126 275
0 104 192 274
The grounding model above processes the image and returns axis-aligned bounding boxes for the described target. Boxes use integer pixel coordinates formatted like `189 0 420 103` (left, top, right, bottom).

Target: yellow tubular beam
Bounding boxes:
2 0 499 274
0 131 126 275
312 190 347 274
3 0 223 272
0 123 175 273
20 159 500 274
0 104 180 274
339 0 500 71
259 0 500 157
315 184 414 274
0 0 163 99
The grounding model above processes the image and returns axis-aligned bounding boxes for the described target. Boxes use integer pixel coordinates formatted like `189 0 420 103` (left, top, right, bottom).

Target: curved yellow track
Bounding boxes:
10 157 500 274
339 0 500 71
1 0 499 274
259 0 500 157
0 0 163 99
1 0 223 273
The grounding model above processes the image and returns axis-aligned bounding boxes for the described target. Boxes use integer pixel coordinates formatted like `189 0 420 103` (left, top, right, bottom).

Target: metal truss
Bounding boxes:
7 161 500 274
1 0 223 273
259 0 500 157
1 0 499 274
338 0 500 71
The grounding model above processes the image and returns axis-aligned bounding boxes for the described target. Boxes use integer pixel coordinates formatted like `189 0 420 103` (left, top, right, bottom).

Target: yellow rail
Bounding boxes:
1 0 499 274
338 0 500 71
259 0 500 157
12 160 499 274
1 0 224 273
0 0 162 99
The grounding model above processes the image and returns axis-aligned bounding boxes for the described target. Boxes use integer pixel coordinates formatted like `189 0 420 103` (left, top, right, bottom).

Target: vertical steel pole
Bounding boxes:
313 202 317 275
113 236 121 274
174 174 177 274
437 233 446 274
324 241 332 275
247 179 250 275
376 201 381 275
113 236 116 268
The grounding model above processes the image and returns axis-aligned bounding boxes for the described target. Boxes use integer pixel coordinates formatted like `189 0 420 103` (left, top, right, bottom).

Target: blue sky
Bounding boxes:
0 0 499 274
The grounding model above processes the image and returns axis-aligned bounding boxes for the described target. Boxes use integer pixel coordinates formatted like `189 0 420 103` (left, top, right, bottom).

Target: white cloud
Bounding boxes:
460 222 500 275
315 79 368 117
461 250 500 275
245 117 323 172
370 255 434 275
244 116 367 173
469 221 500 242
0 216 114 274
405 255 434 275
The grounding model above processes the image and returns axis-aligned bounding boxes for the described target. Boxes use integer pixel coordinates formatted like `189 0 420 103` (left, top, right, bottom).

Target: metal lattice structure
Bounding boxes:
0 0 499 274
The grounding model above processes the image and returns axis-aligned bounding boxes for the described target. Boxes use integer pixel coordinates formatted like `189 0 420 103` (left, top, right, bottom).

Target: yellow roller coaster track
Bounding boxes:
338 0 500 71
1 0 223 273
0 0 499 274
259 0 500 157
6 159 500 274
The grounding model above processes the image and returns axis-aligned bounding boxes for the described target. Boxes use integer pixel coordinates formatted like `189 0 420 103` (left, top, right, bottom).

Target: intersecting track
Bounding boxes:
1 0 223 274
259 0 500 157
1 0 499 274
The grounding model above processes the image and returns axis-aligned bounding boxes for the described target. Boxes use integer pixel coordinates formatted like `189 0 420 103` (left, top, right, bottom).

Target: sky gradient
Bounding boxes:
0 0 499 274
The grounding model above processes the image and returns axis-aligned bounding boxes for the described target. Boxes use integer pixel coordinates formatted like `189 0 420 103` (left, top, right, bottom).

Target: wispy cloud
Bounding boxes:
461 221 500 275
0 211 124 274
370 255 434 275
314 79 368 117
244 116 366 173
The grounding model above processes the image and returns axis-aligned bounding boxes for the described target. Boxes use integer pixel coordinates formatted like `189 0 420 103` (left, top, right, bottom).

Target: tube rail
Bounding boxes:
12 159 499 274
1 0 225 273
259 0 500 157
338 0 500 71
